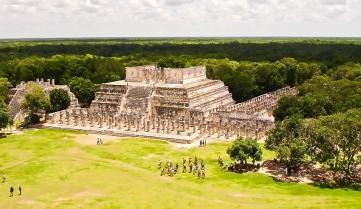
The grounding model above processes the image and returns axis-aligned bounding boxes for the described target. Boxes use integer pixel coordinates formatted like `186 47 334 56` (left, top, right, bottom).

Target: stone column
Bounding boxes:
123 115 127 128
208 122 212 137
136 118 140 131
127 116 131 131
108 116 113 129
166 119 171 134
50 114 55 124
157 117 161 130
217 125 222 138
99 114 103 128
114 116 118 129
171 120 175 131
74 109 80 126
117 116 122 130
156 120 160 133
58 111 64 125
152 117 156 129
80 109 85 127
89 113 94 127
225 125 230 139
146 120 150 132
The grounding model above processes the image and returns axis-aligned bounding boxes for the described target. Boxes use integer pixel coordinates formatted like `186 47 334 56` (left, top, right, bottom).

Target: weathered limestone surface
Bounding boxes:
45 65 297 144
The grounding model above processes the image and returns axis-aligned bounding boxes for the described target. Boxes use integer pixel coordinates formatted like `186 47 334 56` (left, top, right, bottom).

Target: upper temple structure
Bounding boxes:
45 65 297 144
90 65 235 119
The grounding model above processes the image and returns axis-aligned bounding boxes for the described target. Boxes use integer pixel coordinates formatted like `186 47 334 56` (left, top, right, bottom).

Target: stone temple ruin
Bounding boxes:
45 65 297 143
8 79 79 121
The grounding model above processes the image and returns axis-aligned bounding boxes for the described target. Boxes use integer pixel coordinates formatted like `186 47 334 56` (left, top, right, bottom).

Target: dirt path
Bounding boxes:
171 138 234 149
72 134 121 145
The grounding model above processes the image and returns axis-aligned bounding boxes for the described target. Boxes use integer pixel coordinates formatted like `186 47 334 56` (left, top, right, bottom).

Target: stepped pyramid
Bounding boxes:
90 65 234 119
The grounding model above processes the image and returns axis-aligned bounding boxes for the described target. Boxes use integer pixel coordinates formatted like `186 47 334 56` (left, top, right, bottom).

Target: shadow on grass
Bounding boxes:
310 181 361 191
0 133 14 138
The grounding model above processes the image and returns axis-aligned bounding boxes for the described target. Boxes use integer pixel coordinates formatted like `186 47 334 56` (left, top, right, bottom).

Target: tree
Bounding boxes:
157 57 187 68
0 77 11 102
227 138 262 165
303 109 361 181
278 75 361 120
328 63 361 81
49 89 70 112
280 57 299 86
265 116 307 175
255 63 286 93
68 77 97 105
20 83 51 123
0 101 10 132
273 96 303 121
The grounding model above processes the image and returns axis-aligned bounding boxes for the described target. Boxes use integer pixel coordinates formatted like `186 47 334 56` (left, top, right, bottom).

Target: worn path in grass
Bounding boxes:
0 129 360 209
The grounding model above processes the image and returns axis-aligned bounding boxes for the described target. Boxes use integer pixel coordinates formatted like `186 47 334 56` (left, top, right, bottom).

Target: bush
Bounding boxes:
68 77 98 105
227 137 262 165
49 89 70 112
24 114 40 126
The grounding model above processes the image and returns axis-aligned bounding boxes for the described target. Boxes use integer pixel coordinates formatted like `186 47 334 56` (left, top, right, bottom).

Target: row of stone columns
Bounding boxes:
47 107 274 140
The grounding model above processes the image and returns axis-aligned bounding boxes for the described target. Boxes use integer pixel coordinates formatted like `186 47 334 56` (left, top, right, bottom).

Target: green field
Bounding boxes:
0 129 360 209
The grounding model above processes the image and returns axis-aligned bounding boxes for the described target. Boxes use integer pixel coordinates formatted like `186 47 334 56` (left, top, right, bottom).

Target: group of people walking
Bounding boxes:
199 139 207 147
96 138 104 145
2 172 22 197
158 156 206 179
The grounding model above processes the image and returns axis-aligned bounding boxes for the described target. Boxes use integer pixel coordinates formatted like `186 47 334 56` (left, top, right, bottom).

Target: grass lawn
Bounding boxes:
0 129 360 209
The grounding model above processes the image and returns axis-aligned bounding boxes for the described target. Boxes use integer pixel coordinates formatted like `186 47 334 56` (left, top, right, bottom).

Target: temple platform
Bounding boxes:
43 123 201 144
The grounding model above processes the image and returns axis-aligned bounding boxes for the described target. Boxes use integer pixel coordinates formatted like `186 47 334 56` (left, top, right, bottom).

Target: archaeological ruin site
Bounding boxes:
43 65 296 144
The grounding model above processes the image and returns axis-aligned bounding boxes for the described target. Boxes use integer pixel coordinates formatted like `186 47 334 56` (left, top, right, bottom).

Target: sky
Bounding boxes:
0 0 360 38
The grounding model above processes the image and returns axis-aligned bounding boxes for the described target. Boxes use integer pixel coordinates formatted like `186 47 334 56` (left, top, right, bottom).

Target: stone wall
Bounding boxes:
163 66 206 84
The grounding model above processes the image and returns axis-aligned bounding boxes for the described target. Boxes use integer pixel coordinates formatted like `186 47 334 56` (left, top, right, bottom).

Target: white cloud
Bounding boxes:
0 0 360 38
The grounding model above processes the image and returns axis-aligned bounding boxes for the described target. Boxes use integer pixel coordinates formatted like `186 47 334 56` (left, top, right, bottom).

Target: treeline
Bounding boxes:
1 41 361 66
274 63 361 121
207 57 321 102
267 63 361 184
0 55 322 103
0 55 126 85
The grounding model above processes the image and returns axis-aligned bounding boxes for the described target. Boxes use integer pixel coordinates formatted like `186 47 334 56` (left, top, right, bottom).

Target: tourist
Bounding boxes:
182 163 186 173
2 172 6 183
193 164 197 175
189 163 193 173
9 186 14 197
158 161 162 170
182 158 186 165
197 169 201 178
167 164 172 176
201 170 206 179
18 186 22 195
175 163 179 173
218 156 223 167
160 168 165 176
